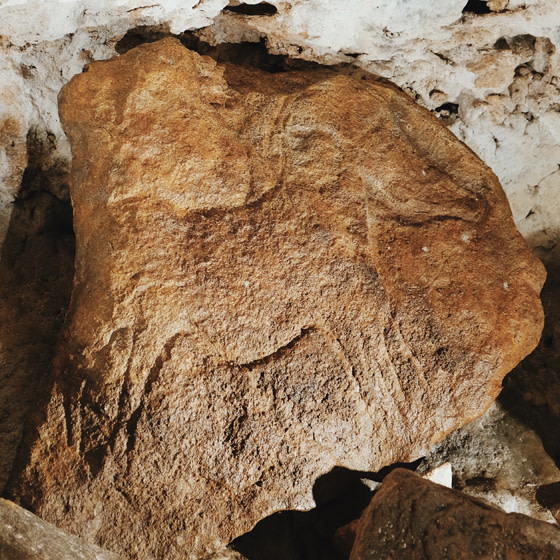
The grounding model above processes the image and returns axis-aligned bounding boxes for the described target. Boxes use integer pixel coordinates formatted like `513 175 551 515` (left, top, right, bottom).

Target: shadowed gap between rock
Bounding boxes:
230 460 422 560
499 254 560 472
115 27 325 74
0 127 75 495
113 25 408 92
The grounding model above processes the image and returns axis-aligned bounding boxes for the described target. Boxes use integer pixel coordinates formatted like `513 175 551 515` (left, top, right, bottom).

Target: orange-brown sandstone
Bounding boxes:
6 38 545 559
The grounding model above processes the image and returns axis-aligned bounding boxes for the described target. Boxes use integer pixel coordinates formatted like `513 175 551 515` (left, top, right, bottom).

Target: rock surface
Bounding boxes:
0 498 123 560
6 38 545 559
1 1 560 509
202 550 248 560
350 469 560 560
419 400 560 523
1 0 560 258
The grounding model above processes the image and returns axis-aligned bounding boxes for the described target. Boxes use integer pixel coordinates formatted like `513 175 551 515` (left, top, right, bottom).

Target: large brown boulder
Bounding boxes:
6 38 545 559
349 469 560 559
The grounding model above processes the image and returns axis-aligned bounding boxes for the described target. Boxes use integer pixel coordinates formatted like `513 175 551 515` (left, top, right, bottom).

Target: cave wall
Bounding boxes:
1 0 559 260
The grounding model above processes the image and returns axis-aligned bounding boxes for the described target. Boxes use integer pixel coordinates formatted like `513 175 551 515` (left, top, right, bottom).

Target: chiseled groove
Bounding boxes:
229 326 316 371
124 332 183 466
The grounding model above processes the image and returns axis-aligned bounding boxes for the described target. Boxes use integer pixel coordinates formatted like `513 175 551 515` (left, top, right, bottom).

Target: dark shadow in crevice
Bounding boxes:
462 0 491 14
231 460 421 560
434 102 460 124
115 20 389 78
499 249 560 469
224 2 278 16
114 24 172 55
181 34 314 74
0 128 75 495
114 27 401 101
494 34 536 53
536 480 560 515
116 25 325 75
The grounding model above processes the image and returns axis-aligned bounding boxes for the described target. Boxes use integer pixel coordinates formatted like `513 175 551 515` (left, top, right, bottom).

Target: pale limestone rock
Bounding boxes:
5 39 545 560
421 462 453 488
1 1 559 257
0 56 31 245
0 0 227 46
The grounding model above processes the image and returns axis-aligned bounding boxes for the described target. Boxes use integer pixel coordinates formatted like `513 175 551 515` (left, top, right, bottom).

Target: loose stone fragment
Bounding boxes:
421 462 452 488
6 38 545 559
350 469 560 560
0 498 123 560
419 400 560 522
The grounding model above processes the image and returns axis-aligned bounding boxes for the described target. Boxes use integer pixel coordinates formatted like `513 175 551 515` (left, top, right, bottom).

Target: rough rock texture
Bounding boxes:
419 401 560 523
212 1 560 254
0 498 123 560
5 38 545 559
1 0 560 520
350 469 560 560
202 551 248 560
1 1 560 256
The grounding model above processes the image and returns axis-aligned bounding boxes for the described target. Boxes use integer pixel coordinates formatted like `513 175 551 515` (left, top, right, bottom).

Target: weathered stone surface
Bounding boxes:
3 1 560 262
202 550 248 560
419 400 560 523
6 38 545 559
2 3 560 509
0 498 123 560
350 469 560 560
